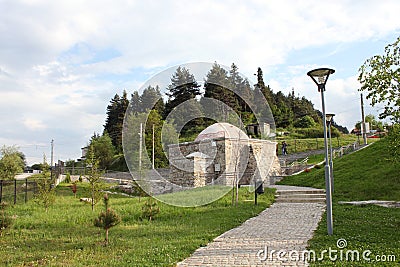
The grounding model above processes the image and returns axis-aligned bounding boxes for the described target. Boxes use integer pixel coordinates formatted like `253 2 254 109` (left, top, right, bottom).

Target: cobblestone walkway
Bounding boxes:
177 185 325 266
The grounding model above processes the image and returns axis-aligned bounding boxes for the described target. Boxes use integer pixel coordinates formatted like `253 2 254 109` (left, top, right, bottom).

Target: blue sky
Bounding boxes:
0 0 399 165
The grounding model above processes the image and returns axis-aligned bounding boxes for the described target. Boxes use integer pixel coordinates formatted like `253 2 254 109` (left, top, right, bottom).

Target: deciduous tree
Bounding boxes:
359 36 400 122
0 146 25 180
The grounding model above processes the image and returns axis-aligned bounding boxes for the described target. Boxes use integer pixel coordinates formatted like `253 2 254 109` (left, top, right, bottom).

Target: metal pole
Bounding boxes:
320 88 333 235
152 124 155 170
139 123 143 179
361 94 367 145
254 179 257 205
328 123 334 193
51 139 54 169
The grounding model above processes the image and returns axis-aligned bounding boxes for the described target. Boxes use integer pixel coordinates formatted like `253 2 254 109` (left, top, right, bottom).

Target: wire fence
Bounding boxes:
0 179 38 205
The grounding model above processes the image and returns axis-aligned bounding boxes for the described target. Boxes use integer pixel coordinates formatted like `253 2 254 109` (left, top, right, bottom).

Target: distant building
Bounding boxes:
80 146 88 161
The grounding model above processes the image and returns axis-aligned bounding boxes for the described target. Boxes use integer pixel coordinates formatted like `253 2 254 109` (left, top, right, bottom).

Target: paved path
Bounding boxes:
177 185 325 266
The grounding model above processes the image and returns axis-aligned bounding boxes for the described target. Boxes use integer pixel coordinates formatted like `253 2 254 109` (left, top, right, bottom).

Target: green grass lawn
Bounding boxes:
0 183 275 266
278 139 400 266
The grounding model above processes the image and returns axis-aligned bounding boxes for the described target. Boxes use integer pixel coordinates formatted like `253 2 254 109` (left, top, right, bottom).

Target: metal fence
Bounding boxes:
0 179 38 204
333 142 361 159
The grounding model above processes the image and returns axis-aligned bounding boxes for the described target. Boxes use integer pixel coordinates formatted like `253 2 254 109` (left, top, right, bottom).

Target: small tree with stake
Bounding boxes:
35 155 56 212
94 194 121 245
85 146 104 211
141 197 160 221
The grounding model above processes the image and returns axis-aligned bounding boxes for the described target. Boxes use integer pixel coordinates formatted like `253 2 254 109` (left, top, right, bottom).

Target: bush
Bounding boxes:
64 172 71 183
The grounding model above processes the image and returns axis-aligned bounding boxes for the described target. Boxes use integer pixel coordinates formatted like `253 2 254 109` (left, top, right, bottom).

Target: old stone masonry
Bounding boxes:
177 185 326 266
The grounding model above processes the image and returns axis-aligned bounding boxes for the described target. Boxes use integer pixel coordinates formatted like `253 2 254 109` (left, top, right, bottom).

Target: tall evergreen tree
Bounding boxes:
104 90 129 152
130 91 141 114
164 66 201 118
203 63 236 121
140 85 164 115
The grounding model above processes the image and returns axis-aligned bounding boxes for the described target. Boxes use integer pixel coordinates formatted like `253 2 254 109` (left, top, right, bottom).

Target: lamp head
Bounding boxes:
307 68 335 91
326 113 335 124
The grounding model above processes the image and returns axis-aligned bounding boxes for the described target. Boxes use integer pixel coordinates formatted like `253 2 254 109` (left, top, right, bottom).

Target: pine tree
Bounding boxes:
94 194 121 245
255 67 275 111
164 66 201 118
104 93 121 148
130 91 141 114
164 66 203 135
140 85 164 115
103 90 129 152
203 63 237 121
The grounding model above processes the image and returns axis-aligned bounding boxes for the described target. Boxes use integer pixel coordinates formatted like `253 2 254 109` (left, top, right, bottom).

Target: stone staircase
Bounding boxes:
275 188 326 204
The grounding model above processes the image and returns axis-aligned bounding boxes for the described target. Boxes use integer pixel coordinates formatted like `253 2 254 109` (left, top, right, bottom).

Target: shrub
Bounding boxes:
64 172 71 183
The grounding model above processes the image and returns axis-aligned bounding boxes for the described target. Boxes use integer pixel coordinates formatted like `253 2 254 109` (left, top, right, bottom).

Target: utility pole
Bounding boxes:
50 139 54 180
152 124 155 169
139 123 143 177
360 94 367 145
50 139 54 167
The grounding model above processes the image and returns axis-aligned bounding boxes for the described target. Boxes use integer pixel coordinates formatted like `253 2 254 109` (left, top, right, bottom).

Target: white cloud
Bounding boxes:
0 0 399 162
23 118 47 131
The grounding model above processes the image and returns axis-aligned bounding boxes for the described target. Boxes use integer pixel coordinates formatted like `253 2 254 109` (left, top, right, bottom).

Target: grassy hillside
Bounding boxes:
278 138 400 266
277 139 400 201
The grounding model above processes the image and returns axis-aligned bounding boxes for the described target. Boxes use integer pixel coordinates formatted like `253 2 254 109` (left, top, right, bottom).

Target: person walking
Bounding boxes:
282 141 288 155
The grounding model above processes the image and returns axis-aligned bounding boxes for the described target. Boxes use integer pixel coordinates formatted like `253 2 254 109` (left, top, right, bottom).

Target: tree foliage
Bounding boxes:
88 133 115 170
386 124 400 162
0 146 25 180
355 114 384 131
294 115 316 128
359 36 400 122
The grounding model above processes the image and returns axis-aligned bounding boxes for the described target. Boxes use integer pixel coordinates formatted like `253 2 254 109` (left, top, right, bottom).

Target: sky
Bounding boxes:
1 0 400 166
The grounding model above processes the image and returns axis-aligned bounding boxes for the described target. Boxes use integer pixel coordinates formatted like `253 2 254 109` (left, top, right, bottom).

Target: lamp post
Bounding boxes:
326 113 335 193
307 67 335 235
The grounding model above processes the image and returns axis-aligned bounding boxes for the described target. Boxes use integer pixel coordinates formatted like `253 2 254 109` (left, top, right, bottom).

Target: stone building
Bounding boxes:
168 123 281 188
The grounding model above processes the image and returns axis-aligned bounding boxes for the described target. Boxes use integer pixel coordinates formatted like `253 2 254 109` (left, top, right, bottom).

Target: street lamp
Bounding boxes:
307 67 335 236
326 113 335 193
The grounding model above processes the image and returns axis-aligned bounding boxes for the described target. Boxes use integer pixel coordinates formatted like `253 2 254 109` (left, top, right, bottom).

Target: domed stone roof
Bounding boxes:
195 122 249 141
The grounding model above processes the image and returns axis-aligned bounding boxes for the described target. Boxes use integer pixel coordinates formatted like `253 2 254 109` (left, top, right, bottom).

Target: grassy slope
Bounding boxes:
278 139 400 201
0 184 275 267
278 139 400 266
